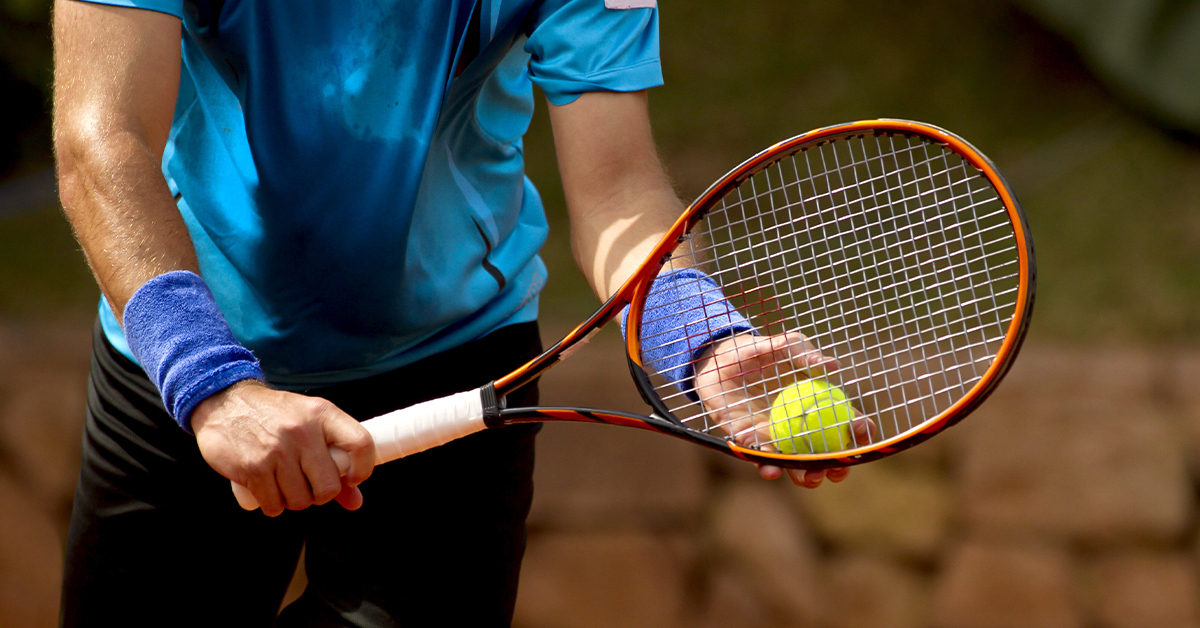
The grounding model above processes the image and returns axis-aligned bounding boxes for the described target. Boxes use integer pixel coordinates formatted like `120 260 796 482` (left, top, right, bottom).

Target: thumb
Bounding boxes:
321 407 376 486
775 332 838 376
333 479 365 511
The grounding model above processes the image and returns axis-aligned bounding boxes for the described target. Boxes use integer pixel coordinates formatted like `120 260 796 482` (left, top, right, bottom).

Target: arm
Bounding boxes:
53 1 373 515
546 90 679 301
546 91 853 488
53 2 192 303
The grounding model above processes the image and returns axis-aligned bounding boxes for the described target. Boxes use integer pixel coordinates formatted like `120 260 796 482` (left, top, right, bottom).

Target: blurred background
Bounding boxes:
3 0 1200 626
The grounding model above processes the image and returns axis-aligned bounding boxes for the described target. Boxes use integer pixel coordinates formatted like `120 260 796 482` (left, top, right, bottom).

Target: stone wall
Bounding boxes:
516 333 1200 628
3 322 1198 628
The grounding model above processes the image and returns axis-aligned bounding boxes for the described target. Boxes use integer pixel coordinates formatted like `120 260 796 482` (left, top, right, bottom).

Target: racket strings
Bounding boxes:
637 132 1021 456
635 169 1016 340
674 155 998 262
656 310 1011 402
646 196 1012 375
639 241 1018 357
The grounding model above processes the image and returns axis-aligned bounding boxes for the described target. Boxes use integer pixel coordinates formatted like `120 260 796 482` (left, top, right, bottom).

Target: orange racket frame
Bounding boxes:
486 119 1035 469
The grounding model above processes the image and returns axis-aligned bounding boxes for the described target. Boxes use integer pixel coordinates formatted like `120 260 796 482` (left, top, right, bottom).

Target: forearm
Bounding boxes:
53 0 190 323
57 131 198 321
54 2 259 431
549 91 683 301
566 171 680 301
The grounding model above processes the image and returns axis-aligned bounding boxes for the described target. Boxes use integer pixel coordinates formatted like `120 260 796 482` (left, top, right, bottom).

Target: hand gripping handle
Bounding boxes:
231 389 485 510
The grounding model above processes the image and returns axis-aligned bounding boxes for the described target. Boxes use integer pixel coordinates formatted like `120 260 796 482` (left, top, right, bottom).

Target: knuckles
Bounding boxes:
305 397 339 419
285 493 315 511
310 478 342 504
244 453 279 479
277 417 315 445
346 431 373 453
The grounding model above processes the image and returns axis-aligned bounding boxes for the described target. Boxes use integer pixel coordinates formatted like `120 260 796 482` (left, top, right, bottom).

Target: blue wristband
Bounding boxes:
123 271 265 432
620 268 756 401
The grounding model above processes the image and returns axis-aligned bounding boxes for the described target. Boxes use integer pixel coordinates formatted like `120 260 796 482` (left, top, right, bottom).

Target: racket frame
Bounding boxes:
492 119 1035 469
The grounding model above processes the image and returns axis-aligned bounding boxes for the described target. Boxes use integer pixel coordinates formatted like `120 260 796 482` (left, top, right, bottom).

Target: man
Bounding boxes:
53 1 850 625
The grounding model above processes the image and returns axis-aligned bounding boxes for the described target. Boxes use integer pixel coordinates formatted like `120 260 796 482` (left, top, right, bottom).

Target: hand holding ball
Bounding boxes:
769 380 856 454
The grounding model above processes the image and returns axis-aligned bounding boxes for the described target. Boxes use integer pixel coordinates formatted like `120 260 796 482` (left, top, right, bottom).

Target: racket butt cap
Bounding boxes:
480 383 503 428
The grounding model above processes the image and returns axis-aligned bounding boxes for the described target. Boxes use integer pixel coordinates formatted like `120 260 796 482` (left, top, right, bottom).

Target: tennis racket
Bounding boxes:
233 119 1036 509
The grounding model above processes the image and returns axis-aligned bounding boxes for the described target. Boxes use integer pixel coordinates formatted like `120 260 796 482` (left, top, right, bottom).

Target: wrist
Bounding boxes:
191 379 264 435
620 268 755 400
123 270 265 433
694 336 730 377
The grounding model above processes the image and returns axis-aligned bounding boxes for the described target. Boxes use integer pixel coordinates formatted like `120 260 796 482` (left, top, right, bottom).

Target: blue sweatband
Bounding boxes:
620 268 756 401
123 271 265 433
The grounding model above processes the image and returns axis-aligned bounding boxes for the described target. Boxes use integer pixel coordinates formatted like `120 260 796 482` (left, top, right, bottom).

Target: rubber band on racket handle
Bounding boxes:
230 390 485 510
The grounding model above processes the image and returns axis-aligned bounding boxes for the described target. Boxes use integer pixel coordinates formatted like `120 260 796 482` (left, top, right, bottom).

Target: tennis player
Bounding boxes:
53 0 850 625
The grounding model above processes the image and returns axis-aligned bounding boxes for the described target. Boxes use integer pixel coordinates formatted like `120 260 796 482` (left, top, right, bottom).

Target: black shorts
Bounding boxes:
61 320 542 628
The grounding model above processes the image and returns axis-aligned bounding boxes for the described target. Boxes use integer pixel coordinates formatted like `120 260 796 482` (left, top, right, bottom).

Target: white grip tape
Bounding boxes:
365 390 485 463
231 389 485 510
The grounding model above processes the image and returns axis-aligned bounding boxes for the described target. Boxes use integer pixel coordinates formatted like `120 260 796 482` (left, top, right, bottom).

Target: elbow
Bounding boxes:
52 108 103 213
53 128 87 213
52 110 147 215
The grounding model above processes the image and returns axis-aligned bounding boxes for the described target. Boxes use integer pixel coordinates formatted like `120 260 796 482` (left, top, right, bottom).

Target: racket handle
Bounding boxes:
230 389 485 510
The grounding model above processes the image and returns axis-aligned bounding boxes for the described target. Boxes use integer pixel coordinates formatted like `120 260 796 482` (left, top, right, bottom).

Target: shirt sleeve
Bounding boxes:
524 0 663 106
70 0 183 19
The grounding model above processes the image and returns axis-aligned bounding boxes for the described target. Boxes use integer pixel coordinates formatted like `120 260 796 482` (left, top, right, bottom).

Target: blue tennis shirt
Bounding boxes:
82 0 662 387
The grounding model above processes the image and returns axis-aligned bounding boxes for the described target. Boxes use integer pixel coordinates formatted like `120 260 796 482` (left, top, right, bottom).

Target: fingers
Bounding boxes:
757 463 849 487
773 332 838 377
849 416 881 447
700 331 840 392
825 467 850 483
776 466 850 488
710 332 837 388
701 332 858 491
194 384 375 514
757 463 783 480
298 442 343 507
246 475 286 518
320 401 376 487
723 395 774 451
333 479 364 511
277 399 343 509
261 401 371 512
276 453 318 510
788 468 827 488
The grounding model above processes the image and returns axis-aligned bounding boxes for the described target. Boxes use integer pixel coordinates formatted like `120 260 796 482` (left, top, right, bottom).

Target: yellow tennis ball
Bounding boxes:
769 380 855 454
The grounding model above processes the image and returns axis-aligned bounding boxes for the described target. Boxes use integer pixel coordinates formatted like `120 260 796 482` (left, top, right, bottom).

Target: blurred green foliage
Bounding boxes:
529 0 1200 343
1015 0 1200 135
0 0 91 318
4 0 1200 345
0 207 97 315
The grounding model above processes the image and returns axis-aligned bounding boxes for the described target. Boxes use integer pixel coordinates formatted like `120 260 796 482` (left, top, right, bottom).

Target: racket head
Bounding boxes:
624 119 1035 468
